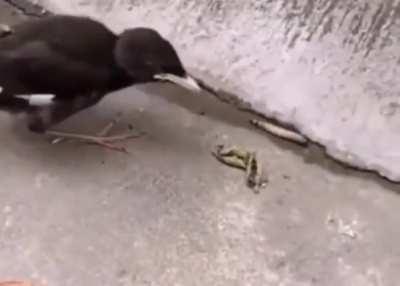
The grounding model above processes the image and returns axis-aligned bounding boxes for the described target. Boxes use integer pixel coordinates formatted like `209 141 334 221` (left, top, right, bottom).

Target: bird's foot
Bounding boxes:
47 119 143 153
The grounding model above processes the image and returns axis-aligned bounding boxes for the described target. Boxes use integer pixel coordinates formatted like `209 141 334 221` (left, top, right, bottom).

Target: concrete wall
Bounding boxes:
37 0 400 181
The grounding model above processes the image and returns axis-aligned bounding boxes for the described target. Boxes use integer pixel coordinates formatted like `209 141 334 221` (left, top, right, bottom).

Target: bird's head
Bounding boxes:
114 27 201 92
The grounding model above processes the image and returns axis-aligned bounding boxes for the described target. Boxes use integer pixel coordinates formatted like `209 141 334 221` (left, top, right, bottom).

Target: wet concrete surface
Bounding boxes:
1 3 400 286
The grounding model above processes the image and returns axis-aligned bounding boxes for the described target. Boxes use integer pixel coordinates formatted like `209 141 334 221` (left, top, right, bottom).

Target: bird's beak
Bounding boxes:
154 73 202 93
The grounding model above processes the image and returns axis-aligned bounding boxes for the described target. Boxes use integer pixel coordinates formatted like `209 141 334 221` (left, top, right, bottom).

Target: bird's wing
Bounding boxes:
7 40 112 97
0 16 117 66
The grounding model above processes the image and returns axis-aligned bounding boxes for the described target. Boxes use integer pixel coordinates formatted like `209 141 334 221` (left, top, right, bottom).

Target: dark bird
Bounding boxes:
0 15 201 151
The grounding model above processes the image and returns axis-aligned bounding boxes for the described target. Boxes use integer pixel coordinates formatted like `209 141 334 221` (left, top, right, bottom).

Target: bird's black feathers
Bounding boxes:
0 15 192 133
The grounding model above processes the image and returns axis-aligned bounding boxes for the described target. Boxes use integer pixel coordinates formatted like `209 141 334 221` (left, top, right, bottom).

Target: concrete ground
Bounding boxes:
1 2 400 286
